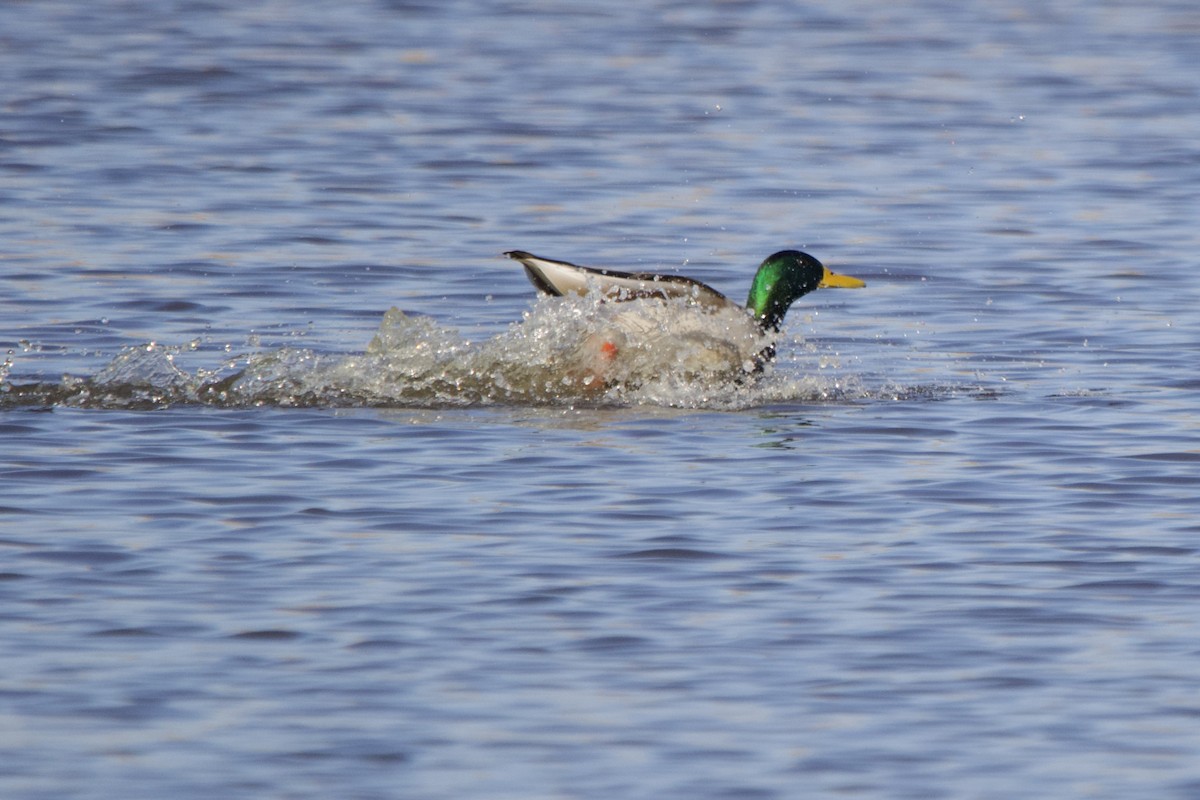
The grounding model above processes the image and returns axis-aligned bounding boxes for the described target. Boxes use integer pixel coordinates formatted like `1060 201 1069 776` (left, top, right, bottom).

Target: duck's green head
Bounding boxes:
745 250 865 331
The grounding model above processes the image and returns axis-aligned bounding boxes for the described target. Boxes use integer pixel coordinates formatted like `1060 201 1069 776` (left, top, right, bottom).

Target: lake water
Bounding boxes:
3 1 1200 798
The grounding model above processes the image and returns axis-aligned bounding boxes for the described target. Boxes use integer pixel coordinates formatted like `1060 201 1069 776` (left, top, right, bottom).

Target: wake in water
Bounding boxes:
2 296 876 410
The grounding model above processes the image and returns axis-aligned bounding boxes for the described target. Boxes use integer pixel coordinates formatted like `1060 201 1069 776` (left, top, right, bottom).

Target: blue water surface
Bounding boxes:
3 1 1200 798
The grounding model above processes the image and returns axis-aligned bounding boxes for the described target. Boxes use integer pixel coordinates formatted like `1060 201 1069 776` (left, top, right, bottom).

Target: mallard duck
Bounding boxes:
505 249 865 378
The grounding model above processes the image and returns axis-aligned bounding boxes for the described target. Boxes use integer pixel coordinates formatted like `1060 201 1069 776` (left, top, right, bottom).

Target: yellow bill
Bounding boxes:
819 267 866 289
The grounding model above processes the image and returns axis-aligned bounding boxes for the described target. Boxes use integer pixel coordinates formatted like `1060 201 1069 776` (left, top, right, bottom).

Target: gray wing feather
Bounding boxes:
504 251 732 310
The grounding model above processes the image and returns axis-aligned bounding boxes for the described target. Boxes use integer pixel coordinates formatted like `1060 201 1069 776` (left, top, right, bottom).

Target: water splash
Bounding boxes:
2 297 887 410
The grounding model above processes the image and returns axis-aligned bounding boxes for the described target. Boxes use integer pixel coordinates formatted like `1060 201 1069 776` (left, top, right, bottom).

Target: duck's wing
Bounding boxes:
505 251 733 310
